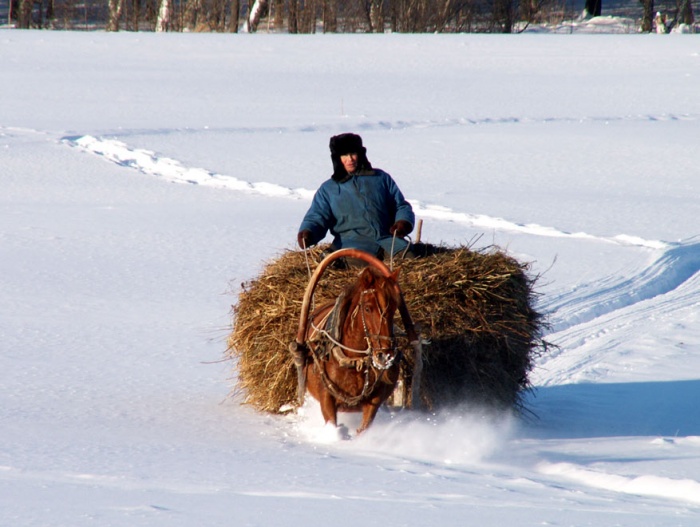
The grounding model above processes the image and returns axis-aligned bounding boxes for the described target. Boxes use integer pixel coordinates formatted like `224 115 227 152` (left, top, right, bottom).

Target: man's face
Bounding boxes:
340 153 359 173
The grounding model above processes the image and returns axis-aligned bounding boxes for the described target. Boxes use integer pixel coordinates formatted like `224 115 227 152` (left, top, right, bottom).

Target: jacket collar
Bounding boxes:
332 168 375 183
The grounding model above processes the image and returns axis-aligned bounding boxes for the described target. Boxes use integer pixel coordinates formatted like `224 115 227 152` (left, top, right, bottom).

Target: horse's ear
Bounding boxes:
359 267 376 288
390 268 401 282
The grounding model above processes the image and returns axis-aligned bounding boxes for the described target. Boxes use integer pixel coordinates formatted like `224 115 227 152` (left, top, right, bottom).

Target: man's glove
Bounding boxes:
297 230 313 249
390 220 412 238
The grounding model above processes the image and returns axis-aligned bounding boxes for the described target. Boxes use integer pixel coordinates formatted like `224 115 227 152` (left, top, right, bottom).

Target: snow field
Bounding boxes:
2 29 700 526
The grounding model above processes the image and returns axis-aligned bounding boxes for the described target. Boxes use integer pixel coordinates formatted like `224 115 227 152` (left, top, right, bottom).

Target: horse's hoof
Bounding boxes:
314 422 350 443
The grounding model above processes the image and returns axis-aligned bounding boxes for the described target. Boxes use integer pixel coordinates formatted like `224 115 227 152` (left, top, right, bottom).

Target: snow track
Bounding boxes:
538 460 700 506
534 242 700 386
65 134 668 249
543 240 700 332
63 135 314 200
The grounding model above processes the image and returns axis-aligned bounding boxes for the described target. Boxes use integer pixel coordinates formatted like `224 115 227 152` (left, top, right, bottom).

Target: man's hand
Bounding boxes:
389 220 412 238
297 230 313 249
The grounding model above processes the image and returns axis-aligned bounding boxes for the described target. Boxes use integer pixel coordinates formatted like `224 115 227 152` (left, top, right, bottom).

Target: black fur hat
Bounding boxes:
329 133 372 181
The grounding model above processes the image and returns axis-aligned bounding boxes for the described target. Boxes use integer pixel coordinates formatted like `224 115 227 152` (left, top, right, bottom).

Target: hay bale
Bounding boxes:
226 244 548 414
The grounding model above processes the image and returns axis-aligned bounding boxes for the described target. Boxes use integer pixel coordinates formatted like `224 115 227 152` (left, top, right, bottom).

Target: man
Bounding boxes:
297 133 415 261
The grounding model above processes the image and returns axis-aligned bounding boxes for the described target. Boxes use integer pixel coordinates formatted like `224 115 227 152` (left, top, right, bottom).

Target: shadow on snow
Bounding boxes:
522 379 700 439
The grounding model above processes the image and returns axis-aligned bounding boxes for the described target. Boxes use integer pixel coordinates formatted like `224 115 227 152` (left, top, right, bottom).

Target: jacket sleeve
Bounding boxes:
298 184 335 245
385 173 415 229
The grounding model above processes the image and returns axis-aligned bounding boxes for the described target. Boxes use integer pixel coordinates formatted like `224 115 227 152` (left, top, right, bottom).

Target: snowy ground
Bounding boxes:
1 29 700 526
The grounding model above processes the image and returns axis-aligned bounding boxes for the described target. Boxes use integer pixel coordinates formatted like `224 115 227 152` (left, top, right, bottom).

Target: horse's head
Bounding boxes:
345 266 402 370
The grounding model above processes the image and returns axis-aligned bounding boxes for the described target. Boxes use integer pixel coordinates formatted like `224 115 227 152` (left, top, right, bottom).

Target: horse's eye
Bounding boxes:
364 305 372 313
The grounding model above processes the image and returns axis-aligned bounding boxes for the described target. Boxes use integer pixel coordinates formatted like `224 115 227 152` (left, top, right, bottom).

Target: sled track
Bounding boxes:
542 240 700 333
536 267 700 385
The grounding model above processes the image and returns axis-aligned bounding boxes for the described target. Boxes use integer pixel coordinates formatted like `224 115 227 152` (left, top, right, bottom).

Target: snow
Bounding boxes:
2 26 700 526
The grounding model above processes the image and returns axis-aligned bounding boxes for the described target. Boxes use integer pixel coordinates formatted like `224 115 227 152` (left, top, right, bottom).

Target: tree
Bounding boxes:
17 0 32 28
584 0 602 17
155 0 172 31
229 0 241 32
640 0 654 31
107 0 124 31
183 0 202 31
125 0 141 31
323 0 337 32
368 0 384 32
245 0 268 32
287 0 316 34
273 0 284 30
43 0 55 27
676 0 694 26
299 0 317 33
211 0 228 30
493 0 516 32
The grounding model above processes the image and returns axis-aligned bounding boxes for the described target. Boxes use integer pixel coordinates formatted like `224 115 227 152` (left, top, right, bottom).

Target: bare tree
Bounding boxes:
229 0 241 31
183 0 201 30
273 0 284 29
323 0 337 31
288 0 297 31
297 0 317 33
18 0 32 27
640 0 654 31
493 0 515 31
124 0 141 30
245 0 268 31
107 0 124 30
445 0 478 32
211 0 228 30
676 0 694 26
155 0 172 31
392 0 422 32
43 0 55 27
142 0 160 30
584 0 601 16
287 0 316 33
368 0 384 31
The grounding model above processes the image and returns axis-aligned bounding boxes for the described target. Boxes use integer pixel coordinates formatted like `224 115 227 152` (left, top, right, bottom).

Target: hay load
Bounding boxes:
226 244 548 414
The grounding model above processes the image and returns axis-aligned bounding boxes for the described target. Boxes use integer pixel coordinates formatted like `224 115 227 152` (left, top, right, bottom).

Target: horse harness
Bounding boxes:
306 287 400 406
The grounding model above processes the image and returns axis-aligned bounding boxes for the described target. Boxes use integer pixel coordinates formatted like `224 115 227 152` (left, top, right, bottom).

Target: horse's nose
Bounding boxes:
375 350 394 368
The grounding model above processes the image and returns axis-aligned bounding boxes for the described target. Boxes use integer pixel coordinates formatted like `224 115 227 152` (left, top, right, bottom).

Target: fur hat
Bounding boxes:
329 133 372 181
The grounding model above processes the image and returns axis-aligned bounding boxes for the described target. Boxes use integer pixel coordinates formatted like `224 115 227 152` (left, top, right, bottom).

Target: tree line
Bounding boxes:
8 0 696 33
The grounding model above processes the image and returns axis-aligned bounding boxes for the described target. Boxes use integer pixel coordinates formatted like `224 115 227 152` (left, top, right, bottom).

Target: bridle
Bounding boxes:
310 287 398 371
355 287 399 370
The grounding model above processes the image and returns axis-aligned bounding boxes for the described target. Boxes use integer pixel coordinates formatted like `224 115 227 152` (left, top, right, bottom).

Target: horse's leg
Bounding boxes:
318 390 338 428
357 402 381 435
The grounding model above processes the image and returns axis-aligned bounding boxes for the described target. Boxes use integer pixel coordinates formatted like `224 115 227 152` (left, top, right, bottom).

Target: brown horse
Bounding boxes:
289 248 423 435
289 249 417 435
304 265 402 434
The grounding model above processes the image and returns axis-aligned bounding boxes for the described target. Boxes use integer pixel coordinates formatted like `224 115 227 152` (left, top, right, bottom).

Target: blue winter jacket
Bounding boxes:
299 169 415 257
